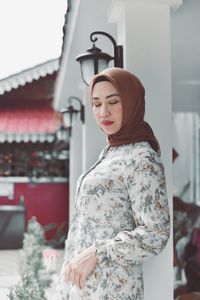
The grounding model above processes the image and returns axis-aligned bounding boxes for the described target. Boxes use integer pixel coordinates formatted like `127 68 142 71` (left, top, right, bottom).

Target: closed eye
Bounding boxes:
93 102 101 107
109 100 120 105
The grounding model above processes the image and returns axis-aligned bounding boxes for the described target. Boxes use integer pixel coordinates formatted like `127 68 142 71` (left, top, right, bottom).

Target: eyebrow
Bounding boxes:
92 93 120 100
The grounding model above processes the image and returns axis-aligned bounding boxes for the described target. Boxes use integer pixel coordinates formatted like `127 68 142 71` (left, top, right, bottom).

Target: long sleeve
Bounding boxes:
94 154 170 267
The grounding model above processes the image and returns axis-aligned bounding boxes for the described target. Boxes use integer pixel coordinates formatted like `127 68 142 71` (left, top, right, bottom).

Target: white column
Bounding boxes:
69 119 83 223
69 85 107 222
81 86 107 173
108 1 182 299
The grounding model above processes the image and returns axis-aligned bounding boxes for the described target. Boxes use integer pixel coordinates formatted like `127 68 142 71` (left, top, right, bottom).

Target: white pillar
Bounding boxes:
69 119 83 223
81 86 107 173
108 1 182 299
69 85 107 221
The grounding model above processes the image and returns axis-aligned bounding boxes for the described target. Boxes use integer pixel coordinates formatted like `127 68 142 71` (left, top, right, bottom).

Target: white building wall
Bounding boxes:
54 0 117 221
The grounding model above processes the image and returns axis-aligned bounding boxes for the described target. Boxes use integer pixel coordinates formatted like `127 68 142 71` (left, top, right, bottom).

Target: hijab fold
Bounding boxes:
89 68 160 154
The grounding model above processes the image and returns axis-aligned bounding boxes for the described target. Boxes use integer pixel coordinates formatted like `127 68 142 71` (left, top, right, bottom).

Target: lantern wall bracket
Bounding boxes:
90 31 123 68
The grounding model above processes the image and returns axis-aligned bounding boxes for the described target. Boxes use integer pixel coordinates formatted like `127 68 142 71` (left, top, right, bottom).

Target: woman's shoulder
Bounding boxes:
120 141 158 158
122 142 164 171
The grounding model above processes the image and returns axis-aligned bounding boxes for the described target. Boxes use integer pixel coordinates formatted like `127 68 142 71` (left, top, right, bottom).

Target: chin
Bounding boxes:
103 128 118 135
99 124 119 135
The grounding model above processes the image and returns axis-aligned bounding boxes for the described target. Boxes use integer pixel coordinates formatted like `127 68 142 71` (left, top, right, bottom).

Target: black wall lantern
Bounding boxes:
76 31 123 85
61 96 85 136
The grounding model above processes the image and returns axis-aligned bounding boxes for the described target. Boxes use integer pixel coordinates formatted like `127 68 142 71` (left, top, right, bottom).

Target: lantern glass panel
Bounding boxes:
81 58 109 85
63 111 79 128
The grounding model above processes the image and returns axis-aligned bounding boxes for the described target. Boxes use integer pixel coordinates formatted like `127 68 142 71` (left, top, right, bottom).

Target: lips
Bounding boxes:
101 120 114 126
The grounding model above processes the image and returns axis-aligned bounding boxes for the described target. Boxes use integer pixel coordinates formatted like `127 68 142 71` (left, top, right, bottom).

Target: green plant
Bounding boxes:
8 217 52 300
8 271 45 300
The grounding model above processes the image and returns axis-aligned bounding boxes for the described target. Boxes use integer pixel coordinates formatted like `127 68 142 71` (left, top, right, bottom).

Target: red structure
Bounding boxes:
0 105 61 137
0 59 69 248
0 183 69 242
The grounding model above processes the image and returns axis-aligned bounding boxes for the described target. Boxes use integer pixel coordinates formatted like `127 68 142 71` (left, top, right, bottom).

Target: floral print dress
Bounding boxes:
56 142 170 300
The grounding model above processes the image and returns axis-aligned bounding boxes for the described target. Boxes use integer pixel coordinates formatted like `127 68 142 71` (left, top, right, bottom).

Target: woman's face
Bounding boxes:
92 81 123 135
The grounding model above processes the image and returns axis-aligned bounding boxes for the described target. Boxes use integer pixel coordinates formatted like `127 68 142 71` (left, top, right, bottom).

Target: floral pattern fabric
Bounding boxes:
56 142 170 300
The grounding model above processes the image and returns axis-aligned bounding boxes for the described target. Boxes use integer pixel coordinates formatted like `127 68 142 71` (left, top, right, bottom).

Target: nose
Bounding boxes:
100 104 111 118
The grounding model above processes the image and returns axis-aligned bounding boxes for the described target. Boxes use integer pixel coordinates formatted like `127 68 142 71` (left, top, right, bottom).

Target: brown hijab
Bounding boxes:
89 67 160 154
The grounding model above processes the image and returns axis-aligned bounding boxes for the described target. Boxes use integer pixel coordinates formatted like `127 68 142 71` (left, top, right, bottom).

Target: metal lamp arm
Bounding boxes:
90 31 117 53
68 96 82 106
90 31 123 68
68 96 85 124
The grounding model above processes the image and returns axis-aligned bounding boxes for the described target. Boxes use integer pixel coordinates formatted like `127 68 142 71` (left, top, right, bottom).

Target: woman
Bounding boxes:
56 67 170 300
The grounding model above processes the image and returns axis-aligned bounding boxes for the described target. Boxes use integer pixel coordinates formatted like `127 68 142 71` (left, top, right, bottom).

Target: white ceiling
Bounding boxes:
171 0 200 112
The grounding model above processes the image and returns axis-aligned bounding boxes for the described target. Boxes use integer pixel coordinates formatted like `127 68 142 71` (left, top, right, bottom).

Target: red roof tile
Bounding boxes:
0 106 63 143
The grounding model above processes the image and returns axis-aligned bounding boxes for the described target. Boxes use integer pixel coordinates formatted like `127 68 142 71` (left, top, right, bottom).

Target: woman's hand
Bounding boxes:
64 244 98 289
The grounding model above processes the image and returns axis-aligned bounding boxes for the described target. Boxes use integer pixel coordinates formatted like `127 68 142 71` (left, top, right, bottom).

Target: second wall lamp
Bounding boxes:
76 31 123 85
61 96 85 136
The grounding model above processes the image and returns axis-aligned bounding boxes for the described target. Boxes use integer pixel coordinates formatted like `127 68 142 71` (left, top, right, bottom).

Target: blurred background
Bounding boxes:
0 0 200 299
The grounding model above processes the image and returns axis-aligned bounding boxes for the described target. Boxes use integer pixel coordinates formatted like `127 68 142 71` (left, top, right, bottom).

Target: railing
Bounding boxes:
0 177 68 183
